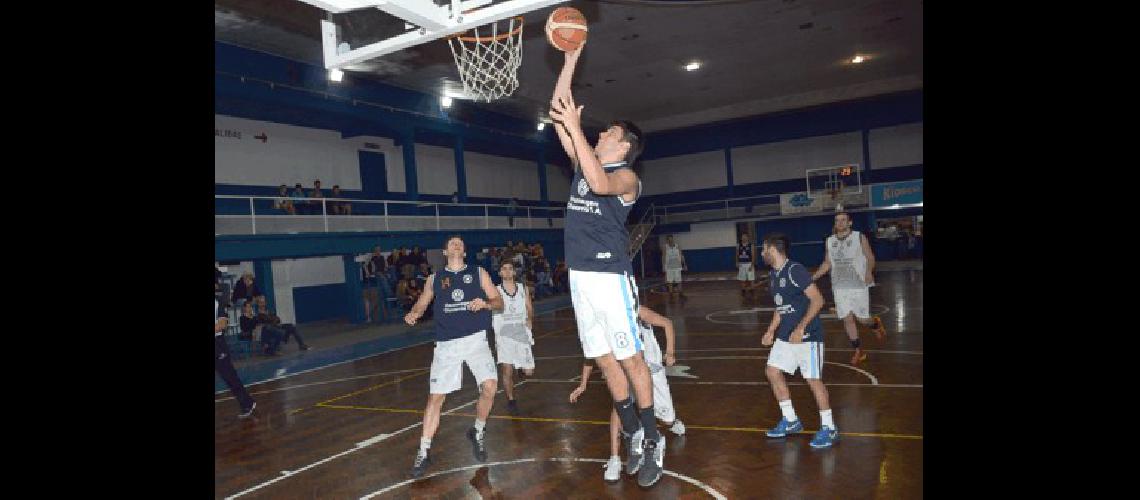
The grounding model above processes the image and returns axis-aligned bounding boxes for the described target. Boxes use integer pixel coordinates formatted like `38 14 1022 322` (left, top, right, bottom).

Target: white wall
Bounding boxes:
269 256 346 324
465 150 540 200
666 221 738 250
547 164 571 202
641 150 728 196
869 122 923 169
215 114 361 189
415 144 458 195
732 131 863 185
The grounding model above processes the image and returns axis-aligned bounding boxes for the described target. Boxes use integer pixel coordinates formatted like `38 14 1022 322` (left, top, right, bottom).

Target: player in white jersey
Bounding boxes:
491 261 535 415
736 233 759 298
662 235 687 299
569 304 684 483
812 211 887 364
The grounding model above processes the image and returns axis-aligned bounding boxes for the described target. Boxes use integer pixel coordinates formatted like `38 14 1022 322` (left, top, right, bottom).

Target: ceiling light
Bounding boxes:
329 68 344 82
851 55 865 64
441 95 453 108
684 61 701 71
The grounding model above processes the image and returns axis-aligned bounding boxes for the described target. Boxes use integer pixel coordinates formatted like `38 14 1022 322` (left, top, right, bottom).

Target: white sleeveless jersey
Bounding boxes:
826 231 868 289
664 245 684 270
493 282 531 344
638 321 664 374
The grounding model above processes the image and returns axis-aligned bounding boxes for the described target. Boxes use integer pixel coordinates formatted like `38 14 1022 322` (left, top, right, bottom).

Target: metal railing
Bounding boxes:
214 195 566 235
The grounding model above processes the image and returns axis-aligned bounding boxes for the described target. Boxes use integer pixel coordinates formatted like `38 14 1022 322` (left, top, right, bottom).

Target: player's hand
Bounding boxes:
761 331 774 346
569 385 586 403
404 311 420 325
790 327 805 344
467 298 487 311
664 352 676 366
864 273 875 286
549 94 583 129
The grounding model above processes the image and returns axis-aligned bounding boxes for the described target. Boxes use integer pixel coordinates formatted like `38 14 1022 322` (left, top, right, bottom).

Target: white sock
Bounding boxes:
474 419 486 437
610 454 621 462
419 437 431 453
778 400 798 422
820 409 835 430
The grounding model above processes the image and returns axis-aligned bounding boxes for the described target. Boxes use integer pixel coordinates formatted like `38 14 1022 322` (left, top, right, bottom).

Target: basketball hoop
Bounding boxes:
446 15 524 102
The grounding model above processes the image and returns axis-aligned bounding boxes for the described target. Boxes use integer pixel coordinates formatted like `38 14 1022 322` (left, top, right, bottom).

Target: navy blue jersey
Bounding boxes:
769 261 822 342
432 265 492 342
738 243 753 263
564 162 640 274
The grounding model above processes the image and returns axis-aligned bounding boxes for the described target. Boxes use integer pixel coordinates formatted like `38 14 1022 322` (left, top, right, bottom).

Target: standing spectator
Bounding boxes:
274 184 295 215
291 183 308 214
216 297 255 418
507 197 519 227
362 249 383 323
231 272 262 310
255 296 310 351
554 258 569 293
309 179 325 215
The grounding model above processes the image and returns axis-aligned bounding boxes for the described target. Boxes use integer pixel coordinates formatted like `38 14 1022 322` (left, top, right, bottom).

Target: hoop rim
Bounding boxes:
446 15 525 43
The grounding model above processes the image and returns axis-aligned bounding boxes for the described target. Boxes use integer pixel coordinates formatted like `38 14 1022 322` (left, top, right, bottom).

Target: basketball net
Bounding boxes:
447 16 524 102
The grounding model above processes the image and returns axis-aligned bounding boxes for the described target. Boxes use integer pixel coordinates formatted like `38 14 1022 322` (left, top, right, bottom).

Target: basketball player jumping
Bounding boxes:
491 260 535 416
760 233 839 448
811 211 886 364
405 235 504 478
549 46 665 488
569 304 685 483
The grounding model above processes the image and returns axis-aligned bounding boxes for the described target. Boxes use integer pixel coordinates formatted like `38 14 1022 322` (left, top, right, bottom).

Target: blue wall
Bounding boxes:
294 284 348 323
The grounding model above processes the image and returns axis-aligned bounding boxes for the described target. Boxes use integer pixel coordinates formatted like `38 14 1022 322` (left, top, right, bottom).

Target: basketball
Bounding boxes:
545 6 588 52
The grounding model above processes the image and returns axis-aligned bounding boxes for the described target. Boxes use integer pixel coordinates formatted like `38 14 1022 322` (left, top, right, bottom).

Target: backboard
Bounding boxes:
294 0 567 70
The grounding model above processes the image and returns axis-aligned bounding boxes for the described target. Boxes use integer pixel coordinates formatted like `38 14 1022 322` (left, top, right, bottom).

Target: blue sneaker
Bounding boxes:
765 418 803 438
810 426 839 448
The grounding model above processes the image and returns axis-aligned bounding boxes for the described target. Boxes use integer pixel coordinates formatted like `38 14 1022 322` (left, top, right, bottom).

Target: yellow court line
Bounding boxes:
289 369 429 415
289 326 572 416
317 404 923 440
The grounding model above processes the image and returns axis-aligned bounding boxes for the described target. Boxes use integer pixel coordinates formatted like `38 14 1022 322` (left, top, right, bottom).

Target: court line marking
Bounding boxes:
224 381 529 499
215 367 431 403
288 369 430 416
318 404 923 441
359 457 728 500
705 304 891 324
519 379 922 388
216 304 575 395
675 347 923 355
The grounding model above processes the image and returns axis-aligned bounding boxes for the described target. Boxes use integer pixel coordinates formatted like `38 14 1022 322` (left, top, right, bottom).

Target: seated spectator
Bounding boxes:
255 296 310 351
273 184 295 214
240 301 281 356
291 183 308 214
535 262 554 299
415 262 432 288
399 278 429 319
310 179 326 214
331 185 352 215
231 272 262 310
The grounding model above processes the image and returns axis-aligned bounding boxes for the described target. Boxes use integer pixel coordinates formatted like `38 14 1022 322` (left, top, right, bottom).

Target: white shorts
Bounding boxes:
495 335 535 369
767 339 825 379
429 332 498 395
834 287 870 319
569 269 641 361
737 262 755 281
665 269 683 283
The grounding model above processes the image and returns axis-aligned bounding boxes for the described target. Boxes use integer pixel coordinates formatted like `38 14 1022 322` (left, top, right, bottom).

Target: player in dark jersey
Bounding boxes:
759 233 838 448
549 46 665 488
736 233 758 298
404 235 504 478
